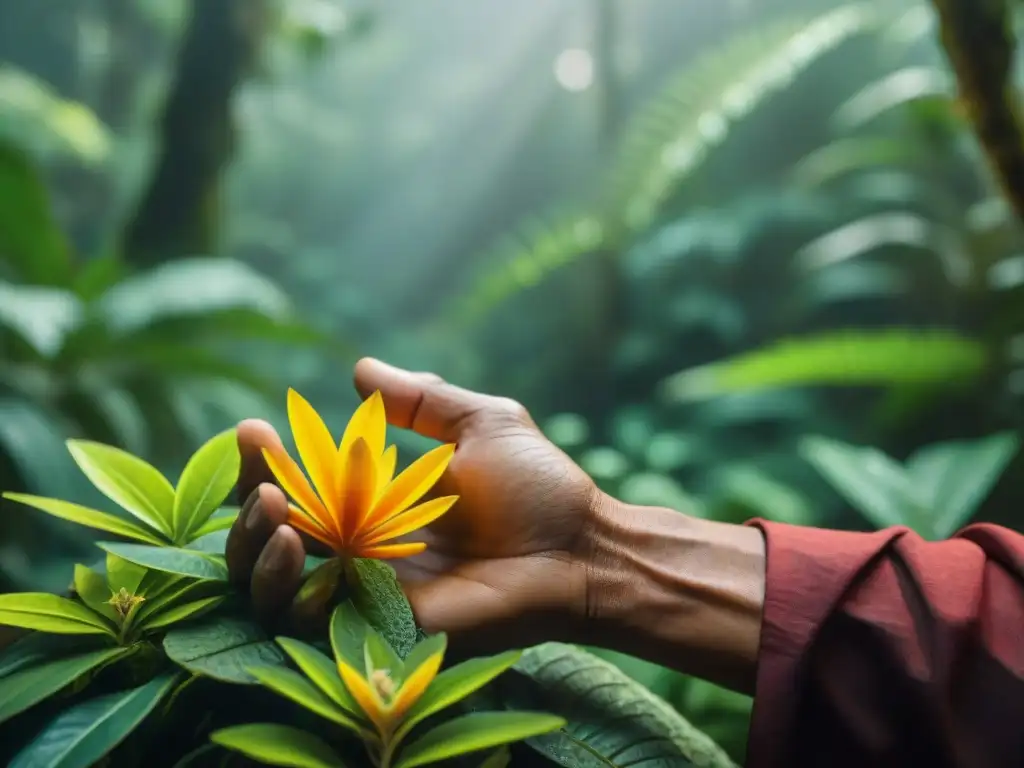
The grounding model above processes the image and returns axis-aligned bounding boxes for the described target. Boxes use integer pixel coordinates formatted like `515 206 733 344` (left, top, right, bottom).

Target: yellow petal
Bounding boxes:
342 438 377 538
339 391 387 459
337 659 389 733
376 445 397 498
286 504 336 549
390 650 444 721
364 443 456 529
355 541 427 560
287 389 341 524
261 447 333 531
360 496 457 547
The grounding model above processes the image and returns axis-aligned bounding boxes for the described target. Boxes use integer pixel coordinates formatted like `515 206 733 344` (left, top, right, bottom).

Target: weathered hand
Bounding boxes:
226 358 604 653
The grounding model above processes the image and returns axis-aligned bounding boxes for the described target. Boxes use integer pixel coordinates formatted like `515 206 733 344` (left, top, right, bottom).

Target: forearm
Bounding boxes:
582 497 766 694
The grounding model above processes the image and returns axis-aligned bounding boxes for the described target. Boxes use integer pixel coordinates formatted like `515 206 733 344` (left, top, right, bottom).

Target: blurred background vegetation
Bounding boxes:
1 0 1022 761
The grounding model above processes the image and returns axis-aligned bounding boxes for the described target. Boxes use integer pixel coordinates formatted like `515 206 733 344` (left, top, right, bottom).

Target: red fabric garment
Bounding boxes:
745 520 1024 768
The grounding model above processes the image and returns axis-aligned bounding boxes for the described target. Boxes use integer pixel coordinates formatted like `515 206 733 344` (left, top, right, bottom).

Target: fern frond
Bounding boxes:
661 329 988 401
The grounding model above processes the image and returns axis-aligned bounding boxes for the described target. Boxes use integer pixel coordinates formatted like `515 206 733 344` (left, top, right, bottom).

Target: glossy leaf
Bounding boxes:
163 615 287 684
139 595 226 632
135 579 224 626
329 600 371 668
73 565 118 622
248 665 368 734
276 636 360 714
0 647 129 725
190 509 239 539
799 435 923 531
105 554 148 596
97 542 229 581
0 632 86 678
9 672 178 768
396 712 565 768
345 559 417 659
0 593 115 636
173 428 241 541
211 723 345 768
1 493 166 545
906 433 1019 539
65 440 175 536
506 643 736 767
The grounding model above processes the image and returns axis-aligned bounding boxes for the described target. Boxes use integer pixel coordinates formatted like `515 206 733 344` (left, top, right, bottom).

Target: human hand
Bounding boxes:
225 358 606 654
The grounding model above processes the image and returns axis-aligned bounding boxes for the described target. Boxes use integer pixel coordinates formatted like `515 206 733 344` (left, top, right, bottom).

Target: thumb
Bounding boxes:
235 419 284 505
353 358 526 443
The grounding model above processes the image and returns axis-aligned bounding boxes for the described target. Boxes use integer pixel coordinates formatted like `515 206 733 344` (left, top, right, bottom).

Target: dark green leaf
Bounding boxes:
173 429 240 542
139 595 225 632
0 633 87 678
211 723 345 768
396 712 565 768
97 542 229 581
163 615 287 684
9 672 178 768
345 559 417 659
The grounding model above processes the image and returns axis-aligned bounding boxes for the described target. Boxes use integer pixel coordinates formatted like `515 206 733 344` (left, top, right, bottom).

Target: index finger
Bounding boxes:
235 419 284 505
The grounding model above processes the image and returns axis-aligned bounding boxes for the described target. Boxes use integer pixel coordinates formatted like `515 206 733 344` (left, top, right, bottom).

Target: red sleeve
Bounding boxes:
745 520 1024 768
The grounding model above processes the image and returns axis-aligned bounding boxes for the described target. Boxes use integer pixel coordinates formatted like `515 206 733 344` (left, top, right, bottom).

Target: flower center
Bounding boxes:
370 669 396 704
107 587 145 620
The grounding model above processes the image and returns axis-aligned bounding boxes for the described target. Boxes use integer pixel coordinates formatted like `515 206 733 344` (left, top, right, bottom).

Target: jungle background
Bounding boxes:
2 0 1023 762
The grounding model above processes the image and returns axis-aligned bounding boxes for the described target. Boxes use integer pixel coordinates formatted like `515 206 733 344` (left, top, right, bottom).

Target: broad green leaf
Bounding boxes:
1 493 166 545
211 723 345 768
0 647 128 725
105 553 149 595
98 542 229 581
799 435 923 531
173 429 240 541
163 615 287 684
73 564 118 622
507 643 737 768
190 509 239 539
396 712 565 768
139 595 226 632
329 600 371 668
345 559 417 659
135 579 225 626
248 665 368 734
9 672 178 768
276 636 360 714
0 633 87 678
0 593 115 636
399 650 521 738
906 433 1020 539
187 528 230 554
66 439 175 536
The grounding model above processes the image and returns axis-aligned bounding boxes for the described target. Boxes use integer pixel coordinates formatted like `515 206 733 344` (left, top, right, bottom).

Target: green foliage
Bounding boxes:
344 558 418 660
162 614 287 685
211 724 343 768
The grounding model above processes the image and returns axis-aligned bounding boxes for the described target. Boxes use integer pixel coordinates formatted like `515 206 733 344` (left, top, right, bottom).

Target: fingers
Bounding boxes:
226 482 289 588
353 357 531 443
236 419 284 505
251 526 305 620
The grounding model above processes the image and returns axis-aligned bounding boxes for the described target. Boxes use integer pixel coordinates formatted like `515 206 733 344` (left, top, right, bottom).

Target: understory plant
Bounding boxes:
0 391 736 767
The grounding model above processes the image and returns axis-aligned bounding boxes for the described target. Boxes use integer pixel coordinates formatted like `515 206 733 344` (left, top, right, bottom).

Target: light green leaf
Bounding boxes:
139 595 226 632
399 650 521 739
906 433 1020 539
190 509 239 539
276 636 361 714
105 553 149 595
365 630 403 680
73 564 118 622
211 723 345 768
9 672 178 768
402 633 447 678
97 542 229 581
1 493 166 545
507 643 737 767
248 666 368 735
329 600 371 668
799 435 923 531
476 748 511 768
0 593 115 636
66 439 175 536
396 712 565 768
0 647 128 724
163 615 287 684
173 429 240 542
345 559 417 659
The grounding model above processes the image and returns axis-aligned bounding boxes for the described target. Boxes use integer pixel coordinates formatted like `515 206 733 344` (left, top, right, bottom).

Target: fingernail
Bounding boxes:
245 498 265 531
256 531 289 572
237 488 260 528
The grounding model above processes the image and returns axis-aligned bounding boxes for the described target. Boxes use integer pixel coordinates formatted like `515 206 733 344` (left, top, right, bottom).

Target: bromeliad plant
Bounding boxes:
0 390 736 767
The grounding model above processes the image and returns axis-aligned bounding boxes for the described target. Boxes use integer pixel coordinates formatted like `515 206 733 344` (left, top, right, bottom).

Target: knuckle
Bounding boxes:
493 396 530 422
415 372 446 387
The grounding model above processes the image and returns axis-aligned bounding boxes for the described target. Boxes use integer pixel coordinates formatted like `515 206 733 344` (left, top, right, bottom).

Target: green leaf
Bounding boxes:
345 559 417 660
9 672 178 768
1 493 166 545
139 595 226 632
0 647 129 725
173 428 240 542
365 630 404 679
506 643 737 768
163 615 287 684
399 650 522 739
73 564 118 622
248 665 368 734
190 509 239 539
0 593 115 636
799 435 923 531
276 636 361 714
905 433 1020 539
135 578 225 626
0 632 86 678
396 712 566 768
211 723 345 768
476 748 511 768
105 553 148 595
401 633 447 678
329 600 371 668
98 542 229 581
662 331 988 402
66 440 176 537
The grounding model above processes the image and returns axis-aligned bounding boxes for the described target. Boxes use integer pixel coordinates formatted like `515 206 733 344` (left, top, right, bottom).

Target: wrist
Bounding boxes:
577 495 766 693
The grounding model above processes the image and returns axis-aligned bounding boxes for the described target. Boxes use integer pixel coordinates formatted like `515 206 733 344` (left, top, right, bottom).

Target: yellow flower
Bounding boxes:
263 389 457 560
